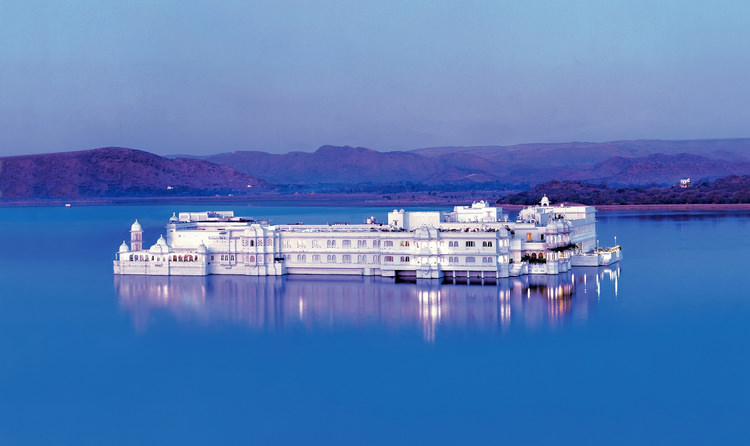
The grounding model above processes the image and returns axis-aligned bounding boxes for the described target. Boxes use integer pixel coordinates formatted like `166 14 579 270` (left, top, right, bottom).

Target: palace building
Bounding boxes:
114 198 620 279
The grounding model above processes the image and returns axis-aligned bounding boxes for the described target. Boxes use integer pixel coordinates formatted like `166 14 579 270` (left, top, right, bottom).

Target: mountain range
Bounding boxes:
200 138 750 187
2 138 750 200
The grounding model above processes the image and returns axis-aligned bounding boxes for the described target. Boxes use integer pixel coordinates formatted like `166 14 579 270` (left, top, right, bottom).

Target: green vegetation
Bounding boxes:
497 175 750 205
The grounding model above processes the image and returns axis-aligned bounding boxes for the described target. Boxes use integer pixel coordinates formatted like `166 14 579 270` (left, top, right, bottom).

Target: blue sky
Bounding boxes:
0 0 748 156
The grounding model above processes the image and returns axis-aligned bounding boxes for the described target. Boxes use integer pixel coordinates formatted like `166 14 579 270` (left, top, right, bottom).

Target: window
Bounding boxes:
373 255 380 264
284 240 292 248
297 240 307 248
466 241 475 247
342 240 351 248
342 255 351 263
482 241 493 247
312 254 320 262
327 255 336 263
297 254 306 263
327 240 336 248
384 241 393 247
466 257 476 263
230 255 234 261
448 241 455 247
527 232 533 241
249 255 255 262
372 240 380 247
449 256 458 263
358 240 367 248
400 256 410 262
312 240 320 248
400 240 410 247
384 256 394 262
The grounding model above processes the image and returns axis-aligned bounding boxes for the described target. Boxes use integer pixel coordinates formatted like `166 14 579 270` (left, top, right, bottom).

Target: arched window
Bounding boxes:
249 255 255 262
531 253 537 259
538 253 544 260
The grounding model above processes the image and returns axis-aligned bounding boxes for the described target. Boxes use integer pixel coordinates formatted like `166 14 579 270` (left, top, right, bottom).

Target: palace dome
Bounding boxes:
148 235 172 254
118 241 129 253
130 219 142 232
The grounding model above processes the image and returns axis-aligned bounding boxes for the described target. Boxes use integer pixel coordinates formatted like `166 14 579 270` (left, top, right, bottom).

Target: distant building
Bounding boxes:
680 178 691 188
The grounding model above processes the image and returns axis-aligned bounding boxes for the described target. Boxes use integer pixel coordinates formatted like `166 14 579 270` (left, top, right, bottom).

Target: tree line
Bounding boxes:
496 175 750 205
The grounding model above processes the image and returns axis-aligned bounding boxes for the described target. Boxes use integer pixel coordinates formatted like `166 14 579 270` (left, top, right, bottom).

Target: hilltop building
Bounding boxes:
114 198 620 279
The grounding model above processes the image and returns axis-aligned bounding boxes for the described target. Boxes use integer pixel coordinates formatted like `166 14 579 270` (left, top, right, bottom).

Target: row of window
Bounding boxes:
447 241 492 248
383 256 410 263
278 239 507 250
447 256 497 264
291 254 383 264
128 254 197 262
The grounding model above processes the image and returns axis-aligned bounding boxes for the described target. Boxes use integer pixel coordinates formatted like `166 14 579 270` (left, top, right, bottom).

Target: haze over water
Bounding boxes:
1 204 749 444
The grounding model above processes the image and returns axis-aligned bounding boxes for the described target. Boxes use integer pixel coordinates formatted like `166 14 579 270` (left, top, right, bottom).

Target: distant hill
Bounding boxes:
4 138 749 200
0 147 266 199
413 138 750 165
204 145 504 185
201 139 750 188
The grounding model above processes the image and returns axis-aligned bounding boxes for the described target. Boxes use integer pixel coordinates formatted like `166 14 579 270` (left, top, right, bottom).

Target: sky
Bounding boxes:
0 0 748 157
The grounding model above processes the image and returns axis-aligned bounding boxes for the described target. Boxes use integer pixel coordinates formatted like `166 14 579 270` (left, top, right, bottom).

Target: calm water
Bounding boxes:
1 204 749 445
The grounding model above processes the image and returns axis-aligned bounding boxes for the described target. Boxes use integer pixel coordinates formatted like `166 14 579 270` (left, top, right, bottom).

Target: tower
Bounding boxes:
130 219 143 251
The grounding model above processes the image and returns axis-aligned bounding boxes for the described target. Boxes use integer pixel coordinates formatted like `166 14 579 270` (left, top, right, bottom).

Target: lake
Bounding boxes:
1 204 749 445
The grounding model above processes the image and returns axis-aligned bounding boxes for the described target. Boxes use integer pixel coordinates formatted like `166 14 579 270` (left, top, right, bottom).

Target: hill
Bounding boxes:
202 139 750 189
0 147 267 199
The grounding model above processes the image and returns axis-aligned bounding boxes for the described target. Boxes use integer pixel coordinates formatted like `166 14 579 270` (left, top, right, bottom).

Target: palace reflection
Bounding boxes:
115 266 620 341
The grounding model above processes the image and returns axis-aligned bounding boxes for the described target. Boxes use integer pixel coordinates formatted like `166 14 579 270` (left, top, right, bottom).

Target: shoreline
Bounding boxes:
3 193 750 212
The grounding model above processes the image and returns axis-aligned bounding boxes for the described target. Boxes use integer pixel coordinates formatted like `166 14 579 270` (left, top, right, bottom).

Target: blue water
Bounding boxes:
1 204 749 445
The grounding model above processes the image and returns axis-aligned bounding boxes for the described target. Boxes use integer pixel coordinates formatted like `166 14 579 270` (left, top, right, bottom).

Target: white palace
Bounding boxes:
113 197 621 279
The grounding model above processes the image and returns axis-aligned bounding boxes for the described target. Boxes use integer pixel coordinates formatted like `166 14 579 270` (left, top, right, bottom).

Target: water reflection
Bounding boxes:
115 267 620 341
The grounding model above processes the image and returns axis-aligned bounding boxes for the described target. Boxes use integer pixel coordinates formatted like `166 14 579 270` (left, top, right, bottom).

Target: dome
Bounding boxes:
169 212 178 222
148 235 172 254
130 219 142 232
540 195 550 207
118 241 129 253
